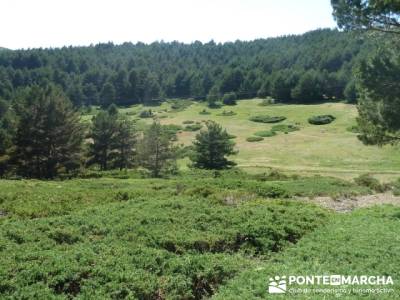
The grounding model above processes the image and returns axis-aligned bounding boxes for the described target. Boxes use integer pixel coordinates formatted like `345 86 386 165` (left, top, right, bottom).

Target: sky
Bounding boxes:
1 0 337 49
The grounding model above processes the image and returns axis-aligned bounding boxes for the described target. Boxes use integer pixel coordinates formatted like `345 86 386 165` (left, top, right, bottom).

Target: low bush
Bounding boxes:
308 114 336 125
254 130 276 137
139 109 154 118
183 120 194 124
227 134 236 139
246 136 264 142
249 115 286 123
354 173 388 193
184 124 202 132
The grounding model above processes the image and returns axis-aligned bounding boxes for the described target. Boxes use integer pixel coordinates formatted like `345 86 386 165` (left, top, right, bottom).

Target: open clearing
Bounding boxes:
116 99 400 180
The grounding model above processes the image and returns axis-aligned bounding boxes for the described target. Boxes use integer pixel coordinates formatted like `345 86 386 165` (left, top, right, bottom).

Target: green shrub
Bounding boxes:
308 115 336 125
249 115 286 123
139 109 154 118
354 174 388 193
254 130 276 137
183 120 194 124
253 184 290 198
246 136 264 142
227 134 236 139
184 124 202 131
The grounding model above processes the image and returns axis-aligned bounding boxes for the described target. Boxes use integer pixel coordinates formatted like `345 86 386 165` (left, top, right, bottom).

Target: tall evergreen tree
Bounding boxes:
192 121 237 169
87 108 118 170
12 85 83 178
112 115 137 170
137 122 176 177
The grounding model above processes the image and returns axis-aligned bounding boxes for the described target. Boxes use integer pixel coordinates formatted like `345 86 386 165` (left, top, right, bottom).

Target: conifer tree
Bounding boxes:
137 122 176 177
12 85 83 178
192 121 237 169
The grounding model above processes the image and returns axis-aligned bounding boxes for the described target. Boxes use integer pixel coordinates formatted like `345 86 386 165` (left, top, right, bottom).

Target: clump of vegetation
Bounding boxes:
308 114 336 125
246 136 264 142
184 124 202 132
222 92 237 106
217 110 237 116
249 115 286 123
183 120 194 124
139 109 154 118
354 173 388 193
163 124 183 136
254 130 276 137
169 99 193 111
258 97 275 106
227 134 236 139
199 109 211 115
271 124 300 133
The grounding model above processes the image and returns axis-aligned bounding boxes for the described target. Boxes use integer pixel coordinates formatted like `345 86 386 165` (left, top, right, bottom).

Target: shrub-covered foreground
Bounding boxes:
215 205 400 299
0 170 392 299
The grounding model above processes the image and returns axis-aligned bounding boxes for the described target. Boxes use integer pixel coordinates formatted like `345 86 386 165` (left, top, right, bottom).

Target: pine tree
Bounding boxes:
137 122 176 177
87 109 118 170
12 85 83 178
87 106 136 170
192 121 237 169
112 116 137 170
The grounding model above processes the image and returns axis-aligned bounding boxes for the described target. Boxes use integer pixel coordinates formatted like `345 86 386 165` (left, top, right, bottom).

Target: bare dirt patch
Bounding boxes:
300 192 400 212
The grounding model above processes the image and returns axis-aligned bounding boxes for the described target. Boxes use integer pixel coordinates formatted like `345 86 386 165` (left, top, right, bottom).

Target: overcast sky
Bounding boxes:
1 0 337 49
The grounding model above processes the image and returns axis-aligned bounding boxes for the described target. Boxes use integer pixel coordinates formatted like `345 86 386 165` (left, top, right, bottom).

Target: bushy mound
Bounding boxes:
308 114 336 125
254 130 276 137
246 136 264 142
183 120 194 124
249 115 286 123
139 109 154 118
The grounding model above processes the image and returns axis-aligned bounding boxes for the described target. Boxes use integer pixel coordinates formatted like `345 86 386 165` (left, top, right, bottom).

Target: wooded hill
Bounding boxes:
0 29 373 106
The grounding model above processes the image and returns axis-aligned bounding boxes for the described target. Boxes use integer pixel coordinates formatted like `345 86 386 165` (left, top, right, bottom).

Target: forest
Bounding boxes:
0 29 373 107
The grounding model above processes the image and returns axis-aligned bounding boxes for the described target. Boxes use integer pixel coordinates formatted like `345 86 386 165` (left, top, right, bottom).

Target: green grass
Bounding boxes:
115 99 400 180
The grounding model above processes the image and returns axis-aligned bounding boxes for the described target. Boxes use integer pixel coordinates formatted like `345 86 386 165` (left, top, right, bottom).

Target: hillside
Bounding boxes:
0 29 373 105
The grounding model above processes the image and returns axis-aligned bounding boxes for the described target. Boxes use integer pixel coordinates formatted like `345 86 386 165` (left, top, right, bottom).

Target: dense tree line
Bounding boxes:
0 29 375 107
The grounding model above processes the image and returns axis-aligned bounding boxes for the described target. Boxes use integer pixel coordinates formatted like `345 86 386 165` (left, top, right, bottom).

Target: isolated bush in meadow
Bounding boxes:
308 114 336 125
139 109 154 118
249 115 286 123
246 136 264 142
254 130 276 137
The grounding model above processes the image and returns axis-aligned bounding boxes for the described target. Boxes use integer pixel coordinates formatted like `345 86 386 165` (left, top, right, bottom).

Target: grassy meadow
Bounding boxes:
1 99 400 299
115 99 400 180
